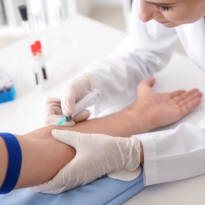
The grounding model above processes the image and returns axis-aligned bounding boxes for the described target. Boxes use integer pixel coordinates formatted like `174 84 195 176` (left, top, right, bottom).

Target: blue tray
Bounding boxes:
0 169 144 205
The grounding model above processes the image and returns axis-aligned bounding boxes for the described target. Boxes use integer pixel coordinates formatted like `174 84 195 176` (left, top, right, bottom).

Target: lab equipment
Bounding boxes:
0 69 16 103
30 40 48 87
30 43 40 85
58 88 100 125
44 0 66 27
35 40 48 80
27 0 47 32
0 167 144 205
0 133 22 194
58 116 72 125
18 5 29 32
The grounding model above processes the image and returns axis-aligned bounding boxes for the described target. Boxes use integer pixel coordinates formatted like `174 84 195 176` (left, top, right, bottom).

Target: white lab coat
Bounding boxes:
84 0 205 186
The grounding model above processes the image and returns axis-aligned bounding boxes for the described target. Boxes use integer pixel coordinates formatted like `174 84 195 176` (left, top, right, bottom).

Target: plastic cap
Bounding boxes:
35 41 42 54
30 44 37 56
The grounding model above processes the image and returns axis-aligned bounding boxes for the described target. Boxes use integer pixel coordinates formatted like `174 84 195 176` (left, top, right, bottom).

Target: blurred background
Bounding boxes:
0 0 184 54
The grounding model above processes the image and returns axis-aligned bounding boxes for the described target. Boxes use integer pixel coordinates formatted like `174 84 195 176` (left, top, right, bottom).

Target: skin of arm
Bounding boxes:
0 108 144 190
0 78 202 190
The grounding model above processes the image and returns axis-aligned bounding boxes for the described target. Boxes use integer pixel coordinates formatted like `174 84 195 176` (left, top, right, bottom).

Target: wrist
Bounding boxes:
122 105 152 135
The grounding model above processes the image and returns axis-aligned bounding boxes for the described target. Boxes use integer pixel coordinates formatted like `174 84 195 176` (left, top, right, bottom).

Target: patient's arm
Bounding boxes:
0 129 75 190
0 78 202 191
0 108 144 191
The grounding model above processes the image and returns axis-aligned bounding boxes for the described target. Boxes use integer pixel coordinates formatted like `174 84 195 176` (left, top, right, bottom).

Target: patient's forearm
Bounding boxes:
66 107 150 137
0 109 145 191
0 132 75 190
15 133 75 189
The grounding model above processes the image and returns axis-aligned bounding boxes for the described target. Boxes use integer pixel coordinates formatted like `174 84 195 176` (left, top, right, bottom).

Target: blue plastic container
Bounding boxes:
0 84 16 103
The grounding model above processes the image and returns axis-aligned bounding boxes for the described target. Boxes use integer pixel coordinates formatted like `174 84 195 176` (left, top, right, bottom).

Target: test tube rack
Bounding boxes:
0 70 16 103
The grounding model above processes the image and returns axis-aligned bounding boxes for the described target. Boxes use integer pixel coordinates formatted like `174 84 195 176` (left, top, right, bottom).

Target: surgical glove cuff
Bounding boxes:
124 137 141 171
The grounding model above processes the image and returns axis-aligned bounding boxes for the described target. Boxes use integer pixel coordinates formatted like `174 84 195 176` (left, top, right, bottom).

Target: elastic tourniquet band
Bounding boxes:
0 133 22 194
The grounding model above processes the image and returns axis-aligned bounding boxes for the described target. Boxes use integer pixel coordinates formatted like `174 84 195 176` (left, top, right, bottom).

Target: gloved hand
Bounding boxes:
45 73 97 125
45 97 91 125
61 73 97 118
30 129 141 194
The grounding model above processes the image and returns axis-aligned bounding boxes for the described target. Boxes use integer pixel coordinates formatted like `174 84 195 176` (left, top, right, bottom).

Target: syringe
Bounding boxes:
58 88 100 125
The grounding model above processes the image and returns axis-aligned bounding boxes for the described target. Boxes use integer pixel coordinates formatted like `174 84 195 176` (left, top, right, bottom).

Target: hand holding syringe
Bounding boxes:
58 89 100 125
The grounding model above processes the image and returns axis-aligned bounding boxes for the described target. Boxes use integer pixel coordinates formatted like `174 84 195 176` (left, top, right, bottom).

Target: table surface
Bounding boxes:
1 15 205 205
0 15 125 134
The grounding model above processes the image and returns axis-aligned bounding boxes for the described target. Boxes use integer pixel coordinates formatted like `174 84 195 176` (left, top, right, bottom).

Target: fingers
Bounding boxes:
52 129 80 148
173 89 202 104
45 98 90 125
46 98 62 116
45 98 62 115
170 90 186 98
45 98 62 125
46 97 61 104
46 104 62 115
141 78 156 87
180 97 202 116
61 87 76 117
73 110 90 122
177 89 202 106
175 89 203 116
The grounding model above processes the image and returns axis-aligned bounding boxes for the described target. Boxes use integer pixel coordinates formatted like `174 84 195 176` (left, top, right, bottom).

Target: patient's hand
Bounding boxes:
127 78 203 131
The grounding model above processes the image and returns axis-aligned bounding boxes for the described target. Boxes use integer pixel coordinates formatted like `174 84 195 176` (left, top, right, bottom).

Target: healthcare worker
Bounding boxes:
33 0 205 193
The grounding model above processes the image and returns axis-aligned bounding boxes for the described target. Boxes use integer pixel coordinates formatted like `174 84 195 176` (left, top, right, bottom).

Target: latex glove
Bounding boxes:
45 98 91 125
30 129 141 194
61 73 97 119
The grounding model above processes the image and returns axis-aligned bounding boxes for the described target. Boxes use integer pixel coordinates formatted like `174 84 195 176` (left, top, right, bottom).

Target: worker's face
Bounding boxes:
139 0 205 27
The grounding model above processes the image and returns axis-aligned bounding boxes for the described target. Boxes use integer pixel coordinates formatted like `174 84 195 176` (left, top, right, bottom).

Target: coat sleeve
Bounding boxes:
85 0 178 115
137 120 205 186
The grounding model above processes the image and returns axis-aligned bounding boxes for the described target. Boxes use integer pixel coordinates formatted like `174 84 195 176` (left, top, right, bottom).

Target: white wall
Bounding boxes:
76 0 92 15
92 0 121 6
76 0 123 16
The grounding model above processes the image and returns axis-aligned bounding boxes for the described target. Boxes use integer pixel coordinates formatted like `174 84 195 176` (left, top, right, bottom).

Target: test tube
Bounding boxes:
30 41 48 88
30 44 40 86
35 40 48 80
18 5 29 33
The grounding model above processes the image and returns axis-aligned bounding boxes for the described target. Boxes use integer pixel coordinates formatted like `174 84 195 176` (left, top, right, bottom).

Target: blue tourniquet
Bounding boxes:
0 133 22 194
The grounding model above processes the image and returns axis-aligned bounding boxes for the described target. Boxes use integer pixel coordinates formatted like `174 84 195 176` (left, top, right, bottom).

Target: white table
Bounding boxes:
0 15 124 134
1 15 205 205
